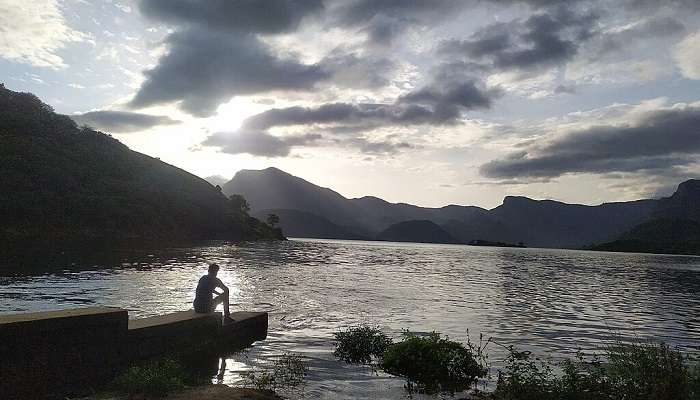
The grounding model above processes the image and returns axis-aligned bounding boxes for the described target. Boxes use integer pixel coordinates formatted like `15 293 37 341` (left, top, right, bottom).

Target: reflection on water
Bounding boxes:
2 239 700 399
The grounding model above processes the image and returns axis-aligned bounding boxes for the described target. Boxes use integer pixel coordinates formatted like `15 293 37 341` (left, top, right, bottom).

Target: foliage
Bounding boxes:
266 213 280 228
381 331 488 394
241 353 309 397
490 340 700 400
333 325 394 365
111 358 186 397
229 194 251 214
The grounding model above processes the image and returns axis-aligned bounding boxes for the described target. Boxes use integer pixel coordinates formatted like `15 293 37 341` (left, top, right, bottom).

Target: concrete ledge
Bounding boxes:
127 310 222 360
0 307 269 399
220 312 268 350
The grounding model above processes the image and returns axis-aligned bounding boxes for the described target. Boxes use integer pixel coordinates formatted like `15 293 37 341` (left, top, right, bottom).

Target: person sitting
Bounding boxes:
193 263 234 322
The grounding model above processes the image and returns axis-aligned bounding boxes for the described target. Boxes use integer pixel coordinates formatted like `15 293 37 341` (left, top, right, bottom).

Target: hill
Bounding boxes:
376 220 460 244
223 167 660 248
592 180 700 255
0 85 282 243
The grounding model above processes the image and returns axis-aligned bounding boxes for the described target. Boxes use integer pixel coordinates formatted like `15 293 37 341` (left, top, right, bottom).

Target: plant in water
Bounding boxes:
381 330 488 394
111 357 186 397
490 339 700 400
333 325 394 365
241 353 309 397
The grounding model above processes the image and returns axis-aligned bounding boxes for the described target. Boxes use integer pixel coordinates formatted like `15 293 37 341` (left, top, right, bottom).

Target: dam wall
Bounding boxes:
0 307 268 399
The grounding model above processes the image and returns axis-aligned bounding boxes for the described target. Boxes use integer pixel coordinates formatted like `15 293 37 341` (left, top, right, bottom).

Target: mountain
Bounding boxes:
591 180 700 255
252 209 367 240
224 167 489 237
376 220 459 244
223 167 365 233
223 167 662 249
592 219 700 255
488 196 657 248
0 85 282 243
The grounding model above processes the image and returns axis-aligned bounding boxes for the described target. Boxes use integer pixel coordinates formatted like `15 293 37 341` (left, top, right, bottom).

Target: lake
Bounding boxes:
1 238 700 399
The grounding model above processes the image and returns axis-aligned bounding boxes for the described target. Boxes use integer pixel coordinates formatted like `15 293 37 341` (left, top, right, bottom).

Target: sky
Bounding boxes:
2 0 700 208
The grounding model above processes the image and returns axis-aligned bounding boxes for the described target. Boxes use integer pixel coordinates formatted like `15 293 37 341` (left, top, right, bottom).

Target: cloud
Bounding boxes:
129 29 328 116
71 110 180 133
234 80 496 132
344 137 415 155
138 0 324 34
480 104 700 179
0 0 88 68
202 130 321 157
130 0 331 116
331 0 468 47
201 79 497 156
438 7 598 73
674 30 700 80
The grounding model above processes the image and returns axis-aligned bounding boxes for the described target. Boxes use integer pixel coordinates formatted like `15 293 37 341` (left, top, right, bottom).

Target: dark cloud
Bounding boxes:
438 7 598 72
131 0 401 117
202 80 497 156
333 0 465 46
139 0 324 34
129 29 328 117
240 80 496 131
202 130 321 157
71 110 180 133
480 106 700 179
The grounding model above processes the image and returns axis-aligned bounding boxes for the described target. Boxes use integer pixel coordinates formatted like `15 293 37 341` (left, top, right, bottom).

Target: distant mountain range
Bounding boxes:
0 85 282 244
223 167 700 255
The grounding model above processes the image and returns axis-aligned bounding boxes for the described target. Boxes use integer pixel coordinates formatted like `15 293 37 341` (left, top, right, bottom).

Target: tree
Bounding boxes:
228 194 250 214
266 213 280 227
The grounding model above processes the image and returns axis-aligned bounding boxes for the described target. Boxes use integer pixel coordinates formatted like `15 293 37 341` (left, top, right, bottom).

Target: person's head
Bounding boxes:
208 263 220 277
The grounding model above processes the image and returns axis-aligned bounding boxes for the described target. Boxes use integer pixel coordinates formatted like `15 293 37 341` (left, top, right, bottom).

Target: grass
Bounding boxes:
489 340 700 400
240 353 309 398
111 358 187 398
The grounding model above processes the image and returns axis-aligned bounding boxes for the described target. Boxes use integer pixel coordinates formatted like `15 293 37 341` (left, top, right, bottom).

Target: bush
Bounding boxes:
111 358 186 397
490 340 700 400
241 353 309 395
381 331 488 394
333 325 394 365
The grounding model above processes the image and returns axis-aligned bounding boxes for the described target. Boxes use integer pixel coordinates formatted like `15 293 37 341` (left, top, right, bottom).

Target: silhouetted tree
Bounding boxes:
229 194 250 214
266 213 280 227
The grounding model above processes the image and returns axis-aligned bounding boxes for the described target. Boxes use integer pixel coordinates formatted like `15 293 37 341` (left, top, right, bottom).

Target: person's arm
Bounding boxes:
213 278 229 295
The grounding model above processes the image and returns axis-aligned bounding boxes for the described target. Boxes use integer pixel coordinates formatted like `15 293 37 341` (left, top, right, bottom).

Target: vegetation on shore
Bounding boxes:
333 324 700 399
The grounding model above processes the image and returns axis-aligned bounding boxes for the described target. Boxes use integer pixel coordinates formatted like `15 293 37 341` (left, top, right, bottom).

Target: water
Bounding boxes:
2 238 700 399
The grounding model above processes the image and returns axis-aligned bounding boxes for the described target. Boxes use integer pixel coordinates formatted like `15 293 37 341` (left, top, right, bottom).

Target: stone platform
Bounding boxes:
0 307 268 399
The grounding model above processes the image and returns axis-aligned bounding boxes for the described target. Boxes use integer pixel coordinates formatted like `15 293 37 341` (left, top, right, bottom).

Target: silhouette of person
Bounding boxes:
193 263 233 322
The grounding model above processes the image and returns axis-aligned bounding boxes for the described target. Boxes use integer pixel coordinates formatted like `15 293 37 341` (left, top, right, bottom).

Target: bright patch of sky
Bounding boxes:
2 0 700 208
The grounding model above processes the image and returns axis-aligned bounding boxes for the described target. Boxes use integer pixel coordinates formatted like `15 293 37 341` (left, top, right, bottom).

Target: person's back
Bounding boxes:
193 274 219 313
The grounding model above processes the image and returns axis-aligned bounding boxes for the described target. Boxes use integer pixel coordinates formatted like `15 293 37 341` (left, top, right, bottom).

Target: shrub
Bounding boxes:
490 340 700 400
333 325 394 365
111 358 186 397
381 331 488 394
241 353 309 395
